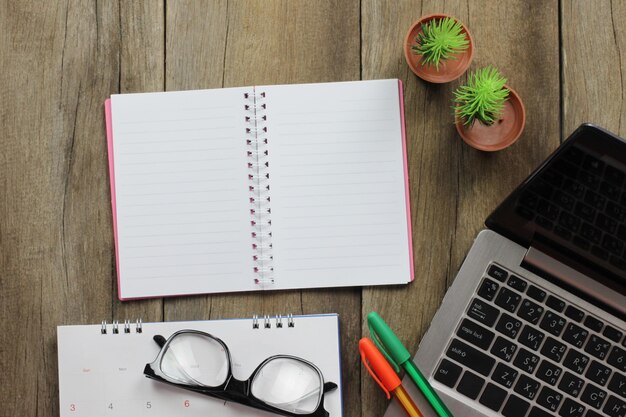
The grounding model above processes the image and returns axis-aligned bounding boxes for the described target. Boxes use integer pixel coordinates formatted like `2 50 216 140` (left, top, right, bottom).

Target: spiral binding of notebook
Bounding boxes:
99 315 295 334
245 90 275 287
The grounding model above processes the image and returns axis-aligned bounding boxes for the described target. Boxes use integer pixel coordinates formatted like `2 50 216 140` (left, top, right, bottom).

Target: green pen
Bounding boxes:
367 311 454 417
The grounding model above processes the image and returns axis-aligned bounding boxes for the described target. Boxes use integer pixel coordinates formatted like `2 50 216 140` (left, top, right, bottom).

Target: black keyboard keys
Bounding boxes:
477 278 499 301
559 371 585 397
541 336 567 362
518 299 544 324
607 372 626 397
515 374 541 401
491 336 517 362
564 349 590 374
565 305 585 322
492 362 519 389
586 360 612 386
581 384 608 409
603 395 626 417
467 298 499 327
507 275 528 292
585 335 612 360
608 345 626 372
537 360 563 385
540 311 567 336
604 326 624 343
479 382 507 412
537 386 563 412
495 287 522 313
496 313 523 339
488 264 508 282
558 398 585 417
514 348 541 374
519 325 545 351
434 359 462 388
457 319 495 350
546 295 566 312
563 323 589 348
529 406 554 417
446 339 495 376
457 371 485 400
584 316 604 332
502 394 530 417
527 285 547 302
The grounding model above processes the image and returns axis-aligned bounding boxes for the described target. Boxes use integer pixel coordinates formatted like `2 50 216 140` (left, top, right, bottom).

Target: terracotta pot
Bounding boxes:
404 14 474 83
455 85 526 152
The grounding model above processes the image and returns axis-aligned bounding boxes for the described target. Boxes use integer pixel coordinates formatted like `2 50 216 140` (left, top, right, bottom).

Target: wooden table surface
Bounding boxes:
1 1 625 416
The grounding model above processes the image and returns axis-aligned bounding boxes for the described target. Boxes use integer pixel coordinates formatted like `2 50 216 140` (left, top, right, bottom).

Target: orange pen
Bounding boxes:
359 338 424 417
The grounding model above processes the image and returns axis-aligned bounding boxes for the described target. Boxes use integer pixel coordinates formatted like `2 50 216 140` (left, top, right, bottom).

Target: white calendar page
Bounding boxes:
57 314 342 417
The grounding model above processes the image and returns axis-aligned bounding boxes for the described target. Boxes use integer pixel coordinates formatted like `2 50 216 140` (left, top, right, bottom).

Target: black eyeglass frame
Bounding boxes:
143 330 337 417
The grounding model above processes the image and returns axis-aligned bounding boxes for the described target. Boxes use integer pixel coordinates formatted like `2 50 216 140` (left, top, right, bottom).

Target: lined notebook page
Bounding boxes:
57 315 342 417
263 80 412 289
110 88 255 299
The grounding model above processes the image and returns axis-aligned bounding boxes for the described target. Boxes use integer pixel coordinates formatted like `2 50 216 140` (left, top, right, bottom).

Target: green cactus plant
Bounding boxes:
412 17 469 70
453 66 510 127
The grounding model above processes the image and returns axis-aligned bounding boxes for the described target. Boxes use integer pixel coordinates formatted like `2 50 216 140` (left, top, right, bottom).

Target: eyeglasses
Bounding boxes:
143 330 338 417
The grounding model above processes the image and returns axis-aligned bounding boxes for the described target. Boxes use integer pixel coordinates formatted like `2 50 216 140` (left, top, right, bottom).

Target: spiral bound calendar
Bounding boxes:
105 79 413 300
57 314 342 417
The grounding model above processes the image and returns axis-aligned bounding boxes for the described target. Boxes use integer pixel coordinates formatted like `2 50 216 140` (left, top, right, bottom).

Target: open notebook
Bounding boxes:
105 79 413 300
57 314 342 417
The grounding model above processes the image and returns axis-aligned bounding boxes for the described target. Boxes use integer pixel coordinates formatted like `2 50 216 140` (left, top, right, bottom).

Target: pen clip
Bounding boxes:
368 321 401 373
359 342 392 400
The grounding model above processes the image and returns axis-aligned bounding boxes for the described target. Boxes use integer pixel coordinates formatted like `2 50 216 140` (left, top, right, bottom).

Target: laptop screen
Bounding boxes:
486 124 626 307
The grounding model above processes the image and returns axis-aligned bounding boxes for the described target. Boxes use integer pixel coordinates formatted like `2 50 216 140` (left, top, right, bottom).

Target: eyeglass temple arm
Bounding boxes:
153 335 167 348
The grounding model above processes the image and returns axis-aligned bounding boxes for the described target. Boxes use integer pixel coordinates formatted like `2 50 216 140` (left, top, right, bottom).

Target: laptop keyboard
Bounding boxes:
516 145 626 271
433 263 626 417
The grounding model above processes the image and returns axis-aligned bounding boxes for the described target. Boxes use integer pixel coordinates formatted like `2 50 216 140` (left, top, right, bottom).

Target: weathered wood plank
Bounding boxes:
361 1 560 416
562 0 626 137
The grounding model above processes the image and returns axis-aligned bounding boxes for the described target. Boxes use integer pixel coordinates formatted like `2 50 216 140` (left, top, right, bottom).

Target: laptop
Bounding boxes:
385 124 626 417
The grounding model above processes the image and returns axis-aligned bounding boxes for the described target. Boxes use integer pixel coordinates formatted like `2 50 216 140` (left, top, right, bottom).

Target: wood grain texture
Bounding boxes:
0 1 619 417
361 1 560 416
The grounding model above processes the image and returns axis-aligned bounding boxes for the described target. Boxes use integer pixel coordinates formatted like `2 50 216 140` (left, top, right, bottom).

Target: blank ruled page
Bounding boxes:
110 88 255 298
262 80 412 289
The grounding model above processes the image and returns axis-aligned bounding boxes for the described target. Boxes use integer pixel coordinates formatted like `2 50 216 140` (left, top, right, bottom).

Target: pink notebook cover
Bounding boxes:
104 81 414 299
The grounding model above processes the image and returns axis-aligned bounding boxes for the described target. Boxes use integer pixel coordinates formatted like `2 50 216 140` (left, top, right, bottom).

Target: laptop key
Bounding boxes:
467 298 499 327
603 326 623 343
507 275 528 292
457 318 495 350
518 299 544 324
608 372 626 397
563 323 590 348
586 360 612 386
585 410 604 417
584 316 604 333
496 313 523 339
583 154 605 175
603 395 626 417
446 339 496 376
606 201 626 221
565 305 585 323
541 337 567 362
456 370 485 400
492 362 519 388
607 345 626 372
600 181 621 201
434 358 462 388
564 349 591 374
479 382 507 412
585 335 612 360
519 325 545 351
575 201 597 223
495 287 522 313
537 386 563 412
581 384 608 409
559 398 586 417
540 311 567 336
559 211 581 232
502 394 530 417
515 374 541 400
604 165 625 186
555 225 573 240
581 222 603 244
477 278 499 301
559 371 586 397
586 190 607 210
602 234 624 256
491 336 517 362
488 264 508 282
596 213 617 233
537 359 563 385
527 285 547 302
529 406 554 417
514 348 541 374
546 295 566 312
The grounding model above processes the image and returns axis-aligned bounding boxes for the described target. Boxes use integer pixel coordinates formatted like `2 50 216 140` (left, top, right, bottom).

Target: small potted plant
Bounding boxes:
453 66 526 151
404 14 474 83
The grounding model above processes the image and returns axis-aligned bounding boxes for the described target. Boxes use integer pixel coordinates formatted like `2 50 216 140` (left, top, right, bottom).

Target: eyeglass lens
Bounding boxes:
251 357 322 414
160 332 229 387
